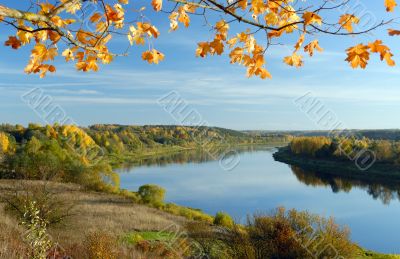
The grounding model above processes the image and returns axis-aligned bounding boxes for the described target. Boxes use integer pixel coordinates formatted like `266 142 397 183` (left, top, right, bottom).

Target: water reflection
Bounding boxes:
290 165 400 205
117 145 281 172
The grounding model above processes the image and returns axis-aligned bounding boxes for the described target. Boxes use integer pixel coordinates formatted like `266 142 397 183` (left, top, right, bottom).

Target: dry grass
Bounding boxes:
0 180 187 258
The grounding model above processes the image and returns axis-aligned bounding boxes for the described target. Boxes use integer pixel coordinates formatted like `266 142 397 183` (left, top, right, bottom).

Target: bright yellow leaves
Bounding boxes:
345 44 370 69
61 0 81 14
0 132 9 153
168 4 195 31
345 41 394 69
339 14 359 33
1 0 399 79
61 125 96 148
251 0 267 16
195 20 229 57
385 0 397 12
62 48 75 62
178 5 191 27
283 53 303 67
284 35 322 68
294 34 305 52
25 43 57 77
105 4 125 28
128 22 159 45
195 20 271 79
142 49 165 64
302 12 322 26
304 40 323 57
16 21 34 45
368 40 395 66
152 0 163 12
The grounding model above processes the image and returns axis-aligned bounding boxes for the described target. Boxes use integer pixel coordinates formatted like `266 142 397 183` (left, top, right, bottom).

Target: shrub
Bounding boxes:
83 231 119 259
213 212 234 228
190 207 358 259
138 184 166 207
2 183 74 226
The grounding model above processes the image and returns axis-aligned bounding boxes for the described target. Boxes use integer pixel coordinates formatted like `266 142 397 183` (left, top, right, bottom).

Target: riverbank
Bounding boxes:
109 142 289 167
0 180 397 259
273 147 400 183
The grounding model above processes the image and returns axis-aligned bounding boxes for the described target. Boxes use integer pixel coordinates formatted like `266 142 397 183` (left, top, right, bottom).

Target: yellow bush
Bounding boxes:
0 132 9 153
84 232 119 259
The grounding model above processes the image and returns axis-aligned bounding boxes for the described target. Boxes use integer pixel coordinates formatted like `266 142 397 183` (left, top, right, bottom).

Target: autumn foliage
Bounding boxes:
0 0 399 78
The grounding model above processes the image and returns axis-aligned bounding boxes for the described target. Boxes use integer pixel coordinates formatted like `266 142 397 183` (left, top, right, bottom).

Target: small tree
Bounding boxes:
21 200 53 259
138 184 166 207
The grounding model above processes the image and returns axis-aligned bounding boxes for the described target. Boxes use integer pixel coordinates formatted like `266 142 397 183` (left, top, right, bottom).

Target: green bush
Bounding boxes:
138 184 166 206
213 212 234 228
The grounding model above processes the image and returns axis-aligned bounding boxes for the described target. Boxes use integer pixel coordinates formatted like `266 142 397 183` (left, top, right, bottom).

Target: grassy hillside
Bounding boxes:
0 180 188 258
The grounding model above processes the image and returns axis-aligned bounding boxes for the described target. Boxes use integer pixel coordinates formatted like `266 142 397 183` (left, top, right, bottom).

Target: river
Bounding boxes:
117 145 400 253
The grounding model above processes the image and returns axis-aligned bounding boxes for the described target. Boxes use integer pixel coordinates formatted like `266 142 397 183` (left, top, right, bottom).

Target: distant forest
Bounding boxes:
245 129 400 141
0 123 291 191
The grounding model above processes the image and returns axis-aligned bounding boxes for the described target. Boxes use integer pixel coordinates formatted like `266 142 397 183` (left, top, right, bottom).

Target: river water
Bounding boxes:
118 146 400 253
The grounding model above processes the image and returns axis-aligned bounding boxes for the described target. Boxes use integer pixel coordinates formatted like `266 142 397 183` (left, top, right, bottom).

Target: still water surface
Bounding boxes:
118 146 400 253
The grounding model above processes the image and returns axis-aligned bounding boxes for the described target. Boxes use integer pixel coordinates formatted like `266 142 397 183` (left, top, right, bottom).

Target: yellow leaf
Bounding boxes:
229 47 244 63
61 0 81 14
304 40 323 56
283 53 303 67
227 37 238 48
338 14 359 33
383 52 395 66
169 12 179 31
265 12 279 26
302 12 322 26
210 38 224 55
151 0 162 11
196 42 211 57
251 0 267 15
178 9 190 27
90 13 103 23
294 34 305 52
142 49 165 64
247 66 271 79
119 0 129 4
345 44 370 69
238 0 248 10
62 48 74 62
385 0 397 12
368 40 395 66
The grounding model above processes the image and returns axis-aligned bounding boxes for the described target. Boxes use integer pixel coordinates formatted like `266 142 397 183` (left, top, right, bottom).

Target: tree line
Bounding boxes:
289 136 400 164
0 123 287 190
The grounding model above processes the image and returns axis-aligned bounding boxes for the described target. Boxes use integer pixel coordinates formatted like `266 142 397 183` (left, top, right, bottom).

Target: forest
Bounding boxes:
288 136 400 164
0 123 289 190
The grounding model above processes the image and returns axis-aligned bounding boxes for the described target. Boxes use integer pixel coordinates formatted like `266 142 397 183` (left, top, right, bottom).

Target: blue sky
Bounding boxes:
1 0 400 130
